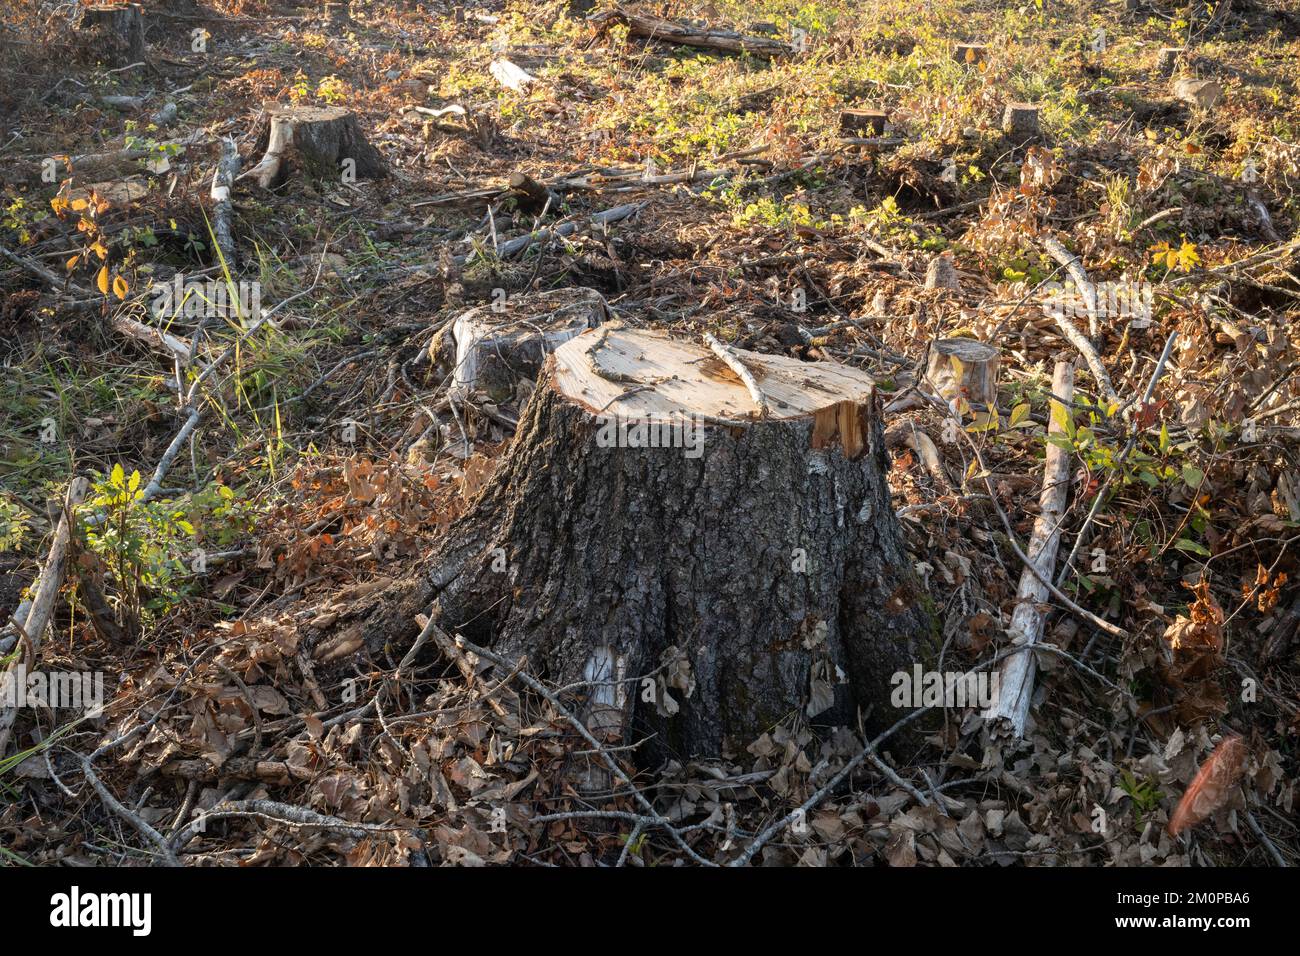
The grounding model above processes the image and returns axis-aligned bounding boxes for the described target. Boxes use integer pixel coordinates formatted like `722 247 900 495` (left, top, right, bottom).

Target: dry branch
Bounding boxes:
0 478 90 755
983 361 1075 736
590 9 793 58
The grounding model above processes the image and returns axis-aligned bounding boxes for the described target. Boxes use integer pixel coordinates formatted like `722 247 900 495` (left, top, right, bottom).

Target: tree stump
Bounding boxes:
953 43 986 65
324 1 352 30
1156 46 1184 77
925 337 1000 410
506 170 556 215
420 325 934 759
924 254 960 290
78 3 146 66
1001 102 1040 140
433 287 608 403
839 108 887 135
244 105 385 189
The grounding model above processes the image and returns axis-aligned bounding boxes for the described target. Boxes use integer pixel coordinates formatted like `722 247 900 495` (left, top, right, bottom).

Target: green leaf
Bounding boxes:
1181 465 1204 488
1173 538 1211 557
1009 402 1031 427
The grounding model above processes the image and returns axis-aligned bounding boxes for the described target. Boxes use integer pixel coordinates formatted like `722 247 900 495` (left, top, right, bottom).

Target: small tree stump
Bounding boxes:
925 337 1000 410
324 1 351 29
506 170 556 215
839 108 887 135
434 287 608 403
244 105 385 189
1156 46 1184 77
1001 102 1040 140
924 253 961 290
953 43 986 65
419 326 934 759
78 3 146 66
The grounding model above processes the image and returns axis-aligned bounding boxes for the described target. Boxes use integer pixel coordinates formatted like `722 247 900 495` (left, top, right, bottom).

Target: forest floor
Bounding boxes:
0 0 1298 867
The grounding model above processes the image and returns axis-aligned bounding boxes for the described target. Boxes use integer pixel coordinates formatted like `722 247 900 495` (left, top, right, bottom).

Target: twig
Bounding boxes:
702 332 769 417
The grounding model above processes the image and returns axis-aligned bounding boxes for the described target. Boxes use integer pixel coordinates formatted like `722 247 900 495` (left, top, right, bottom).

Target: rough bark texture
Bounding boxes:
414 329 935 760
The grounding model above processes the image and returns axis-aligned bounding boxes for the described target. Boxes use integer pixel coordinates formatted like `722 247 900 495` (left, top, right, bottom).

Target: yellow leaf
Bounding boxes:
70 198 89 211
91 240 109 260
1009 402 1031 427
112 275 129 300
96 265 110 295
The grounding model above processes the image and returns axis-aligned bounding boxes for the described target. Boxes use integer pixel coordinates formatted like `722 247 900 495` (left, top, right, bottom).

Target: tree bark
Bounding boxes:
415 326 935 760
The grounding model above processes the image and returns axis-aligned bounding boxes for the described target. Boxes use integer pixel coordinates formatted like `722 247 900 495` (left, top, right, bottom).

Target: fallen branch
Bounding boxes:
983 360 1075 737
209 136 240 269
1039 236 1119 405
590 9 793 58
0 477 90 755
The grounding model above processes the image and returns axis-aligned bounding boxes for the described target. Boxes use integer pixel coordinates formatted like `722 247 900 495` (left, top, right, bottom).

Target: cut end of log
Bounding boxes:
552 325 877 433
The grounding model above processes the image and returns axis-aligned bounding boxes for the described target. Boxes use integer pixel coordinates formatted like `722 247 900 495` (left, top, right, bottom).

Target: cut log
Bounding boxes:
953 43 987 65
1001 102 1040 140
489 59 536 93
417 325 935 759
433 287 608 403
983 361 1074 736
78 3 146 67
242 105 385 189
925 337 1000 410
1173 77 1224 110
589 9 793 58
840 108 887 135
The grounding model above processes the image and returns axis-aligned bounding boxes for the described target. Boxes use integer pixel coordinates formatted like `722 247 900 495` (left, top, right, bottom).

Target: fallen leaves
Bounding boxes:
1168 735 1248 836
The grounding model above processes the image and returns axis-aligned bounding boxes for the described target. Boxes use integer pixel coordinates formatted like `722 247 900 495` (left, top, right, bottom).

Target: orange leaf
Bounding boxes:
112 274 129 300
96 265 110 295
1168 735 1247 836
65 255 80 271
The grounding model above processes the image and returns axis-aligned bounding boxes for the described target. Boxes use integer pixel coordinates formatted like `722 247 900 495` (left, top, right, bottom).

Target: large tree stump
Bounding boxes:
420 325 934 759
243 105 385 189
78 3 146 66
